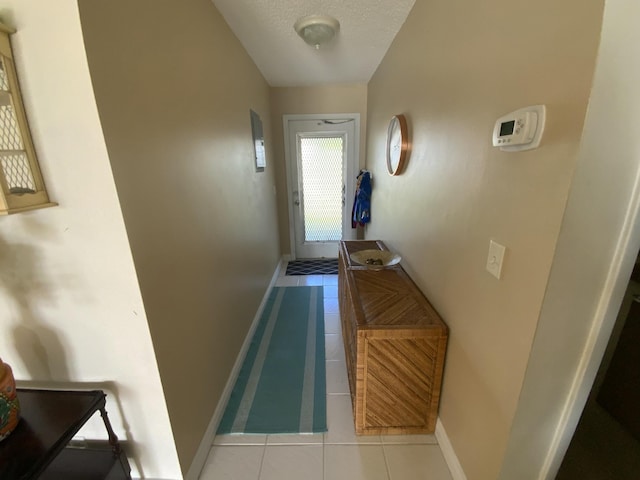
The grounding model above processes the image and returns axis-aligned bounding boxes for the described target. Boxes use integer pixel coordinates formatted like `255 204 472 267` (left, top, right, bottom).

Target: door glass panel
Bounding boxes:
299 136 343 242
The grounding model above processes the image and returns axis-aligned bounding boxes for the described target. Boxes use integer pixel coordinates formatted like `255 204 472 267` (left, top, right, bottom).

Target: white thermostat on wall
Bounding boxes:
492 105 546 152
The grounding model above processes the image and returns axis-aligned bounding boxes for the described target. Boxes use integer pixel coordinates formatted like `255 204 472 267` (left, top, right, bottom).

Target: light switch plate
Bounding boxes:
486 240 506 279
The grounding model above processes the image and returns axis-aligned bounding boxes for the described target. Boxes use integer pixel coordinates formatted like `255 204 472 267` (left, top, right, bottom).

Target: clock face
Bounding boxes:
386 115 408 175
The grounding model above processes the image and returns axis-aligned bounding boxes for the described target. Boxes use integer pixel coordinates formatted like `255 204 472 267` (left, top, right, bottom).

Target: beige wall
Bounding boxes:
0 1 180 478
366 0 603 478
500 0 640 476
79 0 280 474
270 85 367 254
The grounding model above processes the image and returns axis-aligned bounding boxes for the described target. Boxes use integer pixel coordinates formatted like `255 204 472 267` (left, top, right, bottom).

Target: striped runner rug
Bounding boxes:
217 286 327 434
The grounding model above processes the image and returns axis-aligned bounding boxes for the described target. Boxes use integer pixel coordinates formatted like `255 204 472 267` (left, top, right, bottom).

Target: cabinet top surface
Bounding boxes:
340 241 447 331
0 389 106 480
340 240 390 269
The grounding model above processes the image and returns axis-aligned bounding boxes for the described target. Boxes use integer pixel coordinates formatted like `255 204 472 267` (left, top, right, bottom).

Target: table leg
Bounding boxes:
99 407 122 456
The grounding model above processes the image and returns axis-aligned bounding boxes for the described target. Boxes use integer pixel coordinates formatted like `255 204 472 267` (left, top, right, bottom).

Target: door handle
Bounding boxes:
293 190 300 206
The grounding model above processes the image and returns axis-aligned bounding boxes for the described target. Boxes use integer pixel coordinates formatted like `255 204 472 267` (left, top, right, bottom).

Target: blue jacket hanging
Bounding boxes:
352 170 371 228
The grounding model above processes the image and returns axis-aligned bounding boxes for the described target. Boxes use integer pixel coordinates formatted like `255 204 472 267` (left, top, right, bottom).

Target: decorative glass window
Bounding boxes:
0 23 55 215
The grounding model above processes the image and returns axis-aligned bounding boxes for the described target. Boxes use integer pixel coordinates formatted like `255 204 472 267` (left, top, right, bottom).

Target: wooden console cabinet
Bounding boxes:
338 240 448 435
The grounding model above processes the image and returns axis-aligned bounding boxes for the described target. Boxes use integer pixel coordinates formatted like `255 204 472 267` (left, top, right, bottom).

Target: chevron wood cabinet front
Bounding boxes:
338 241 448 435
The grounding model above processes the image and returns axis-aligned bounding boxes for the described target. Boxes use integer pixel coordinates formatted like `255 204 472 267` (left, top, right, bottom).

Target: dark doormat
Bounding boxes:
286 258 338 276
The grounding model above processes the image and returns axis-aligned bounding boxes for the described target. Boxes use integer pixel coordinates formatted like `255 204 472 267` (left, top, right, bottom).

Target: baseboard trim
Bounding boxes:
436 417 467 480
184 257 286 480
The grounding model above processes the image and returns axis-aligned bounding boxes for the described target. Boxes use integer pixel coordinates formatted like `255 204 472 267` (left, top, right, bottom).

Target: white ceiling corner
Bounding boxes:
211 0 416 87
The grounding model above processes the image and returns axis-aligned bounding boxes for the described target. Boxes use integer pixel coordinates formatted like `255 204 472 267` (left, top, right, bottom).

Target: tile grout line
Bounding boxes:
381 443 393 480
322 441 326 480
257 441 268 480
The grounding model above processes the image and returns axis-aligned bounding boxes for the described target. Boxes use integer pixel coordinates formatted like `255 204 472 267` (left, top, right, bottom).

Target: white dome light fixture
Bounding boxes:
294 14 340 49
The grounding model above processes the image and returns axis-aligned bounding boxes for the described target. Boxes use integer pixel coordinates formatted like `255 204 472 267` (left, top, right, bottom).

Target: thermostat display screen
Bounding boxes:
499 120 515 137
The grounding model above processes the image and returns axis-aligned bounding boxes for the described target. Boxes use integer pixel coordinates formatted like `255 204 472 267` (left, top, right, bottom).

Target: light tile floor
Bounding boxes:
199 272 453 480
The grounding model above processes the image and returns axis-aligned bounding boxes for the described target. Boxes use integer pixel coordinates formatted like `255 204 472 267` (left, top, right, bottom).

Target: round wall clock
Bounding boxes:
386 114 409 176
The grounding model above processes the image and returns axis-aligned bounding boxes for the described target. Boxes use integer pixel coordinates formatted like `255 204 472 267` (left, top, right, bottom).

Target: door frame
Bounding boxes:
283 113 360 260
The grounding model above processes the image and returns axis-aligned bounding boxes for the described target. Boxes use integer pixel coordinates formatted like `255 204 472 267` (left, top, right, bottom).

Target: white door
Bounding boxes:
284 115 359 259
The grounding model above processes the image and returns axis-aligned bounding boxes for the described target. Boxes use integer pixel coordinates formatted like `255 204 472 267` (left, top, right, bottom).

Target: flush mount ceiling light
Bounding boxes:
294 14 340 49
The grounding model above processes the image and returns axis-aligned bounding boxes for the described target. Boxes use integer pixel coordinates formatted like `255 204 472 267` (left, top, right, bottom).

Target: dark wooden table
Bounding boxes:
0 389 131 479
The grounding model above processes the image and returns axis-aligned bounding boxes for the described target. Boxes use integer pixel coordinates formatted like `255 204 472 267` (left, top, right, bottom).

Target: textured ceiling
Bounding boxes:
211 0 416 87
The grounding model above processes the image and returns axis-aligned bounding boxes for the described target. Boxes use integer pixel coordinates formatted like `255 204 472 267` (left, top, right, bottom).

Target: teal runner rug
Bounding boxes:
218 286 327 434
